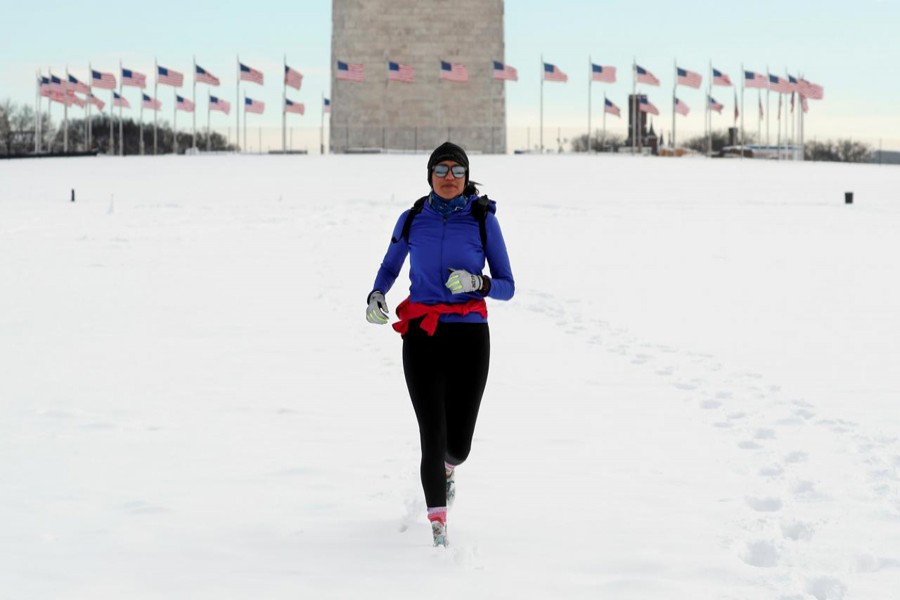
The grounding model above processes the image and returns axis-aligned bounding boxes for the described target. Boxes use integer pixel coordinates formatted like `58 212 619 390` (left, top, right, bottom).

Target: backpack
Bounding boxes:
396 195 494 248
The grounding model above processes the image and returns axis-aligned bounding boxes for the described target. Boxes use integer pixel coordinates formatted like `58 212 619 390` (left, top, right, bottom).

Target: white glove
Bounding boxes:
445 269 482 294
366 291 389 324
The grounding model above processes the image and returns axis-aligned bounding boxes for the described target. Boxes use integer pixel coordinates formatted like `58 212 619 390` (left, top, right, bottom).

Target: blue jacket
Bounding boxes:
371 195 515 324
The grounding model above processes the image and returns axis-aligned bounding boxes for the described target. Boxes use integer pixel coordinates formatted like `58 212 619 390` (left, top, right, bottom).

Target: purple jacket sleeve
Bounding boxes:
370 211 410 299
483 213 515 301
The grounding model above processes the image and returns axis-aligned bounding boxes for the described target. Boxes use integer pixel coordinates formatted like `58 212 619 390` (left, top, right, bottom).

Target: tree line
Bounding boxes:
570 128 874 163
1 99 235 156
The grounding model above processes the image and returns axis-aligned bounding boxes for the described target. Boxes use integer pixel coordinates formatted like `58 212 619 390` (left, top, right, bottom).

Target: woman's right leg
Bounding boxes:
402 326 448 509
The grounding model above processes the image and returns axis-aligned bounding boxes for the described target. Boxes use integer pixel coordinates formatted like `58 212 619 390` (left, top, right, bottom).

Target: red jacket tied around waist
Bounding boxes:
393 297 488 336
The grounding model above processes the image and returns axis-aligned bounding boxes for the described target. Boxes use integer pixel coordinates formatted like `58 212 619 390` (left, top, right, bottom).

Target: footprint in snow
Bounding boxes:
780 519 816 541
700 399 722 410
673 381 699 391
746 496 783 512
759 465 785 478
805 576 847 600
738 441 763 450
784 451 808 464
754 428 777 440
740 540 779 568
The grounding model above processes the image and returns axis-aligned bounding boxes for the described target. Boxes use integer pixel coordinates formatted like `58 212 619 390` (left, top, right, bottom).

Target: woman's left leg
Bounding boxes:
442 323 490 467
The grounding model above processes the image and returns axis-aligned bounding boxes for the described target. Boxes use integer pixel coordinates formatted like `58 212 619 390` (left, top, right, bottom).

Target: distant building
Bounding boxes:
330 0 506 154
625 94 657 153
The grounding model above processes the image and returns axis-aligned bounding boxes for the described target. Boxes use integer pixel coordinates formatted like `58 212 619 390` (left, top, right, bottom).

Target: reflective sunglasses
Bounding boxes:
432 164 467 179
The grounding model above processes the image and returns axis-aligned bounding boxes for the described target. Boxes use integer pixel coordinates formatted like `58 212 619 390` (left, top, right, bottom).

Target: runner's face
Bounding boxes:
431 161 466 200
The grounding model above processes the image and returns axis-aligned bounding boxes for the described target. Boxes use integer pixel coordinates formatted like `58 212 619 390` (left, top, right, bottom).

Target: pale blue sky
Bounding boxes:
3 0 898 143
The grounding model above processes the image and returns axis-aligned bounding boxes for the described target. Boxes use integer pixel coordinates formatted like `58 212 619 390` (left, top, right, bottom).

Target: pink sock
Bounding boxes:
428 507 447 525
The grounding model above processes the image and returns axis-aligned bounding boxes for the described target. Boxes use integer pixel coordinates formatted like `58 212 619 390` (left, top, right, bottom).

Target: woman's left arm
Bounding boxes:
482 214 515 301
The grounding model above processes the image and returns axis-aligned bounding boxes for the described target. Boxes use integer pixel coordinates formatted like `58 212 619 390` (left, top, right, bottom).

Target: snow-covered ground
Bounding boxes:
1 153 899 599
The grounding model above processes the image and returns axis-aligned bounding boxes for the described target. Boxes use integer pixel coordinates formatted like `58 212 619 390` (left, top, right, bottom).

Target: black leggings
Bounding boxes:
402 320 490 508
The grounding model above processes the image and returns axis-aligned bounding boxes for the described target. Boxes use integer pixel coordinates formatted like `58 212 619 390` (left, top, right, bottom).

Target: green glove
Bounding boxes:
366 291 389 325
445 269 483 294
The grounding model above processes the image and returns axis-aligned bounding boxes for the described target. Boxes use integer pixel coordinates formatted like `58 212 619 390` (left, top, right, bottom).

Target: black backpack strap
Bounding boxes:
471 195 492 249
395 196 429 243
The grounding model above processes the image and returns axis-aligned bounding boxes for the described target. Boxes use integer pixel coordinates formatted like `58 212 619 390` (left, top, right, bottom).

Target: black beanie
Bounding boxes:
427 141 469 186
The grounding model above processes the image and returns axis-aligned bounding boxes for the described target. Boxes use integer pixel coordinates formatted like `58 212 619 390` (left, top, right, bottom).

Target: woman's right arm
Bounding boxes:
369 210 410 299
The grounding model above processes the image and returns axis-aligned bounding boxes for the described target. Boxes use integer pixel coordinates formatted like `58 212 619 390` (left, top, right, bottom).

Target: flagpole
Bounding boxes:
320 92 325 155
154 58 158 155
82 83 88 151
631 58 636 154
236 55 240 152
707 60 712 156
192 56 197 151
765 65 770 148
174 95 178 155
140 93 144 156
108 87 113 155
63 66 69 153
34 71 40 153
602 91 607 150
587 54 594 154
672 59 677 152
207 91 211 152
740 62 745 158
539 55 543 153
282 54 287 153
118 61 123 156
490 65 495 154
243 94 247 153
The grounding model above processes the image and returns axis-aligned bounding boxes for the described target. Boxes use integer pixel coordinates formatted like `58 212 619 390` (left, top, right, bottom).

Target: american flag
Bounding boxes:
39 76 51 98
46 90 68 105
285 65 303 90
674 97 690 116
142 93 161 111
734 90 739 123
638 96 659 115
768 74 792 94
798 78 823 100
388 61 415 83
157 65 184 87
604 98 621 117
591 63 616 83
800 94 809 113
543 62 567 82
176 95 195 112
240 62 264 85
92 69 117 90
336 61 364 82
49 74 65 93
210 95 231 115
713 68 732 86
744 70 767 89
122 68 147 89
787 74 799 93
441 61 469 82
195 64 220 86
777 93 782 120
113 92 130 109
635 65 659 86
759 96 764 120
708 96 724 114
88 94 105 111
790 91 795 114
493 61 518 81
244 97 265 114
323 97 331 113
68 74 90 94
68 93 86 109
676 67 702 89
285 98 305 115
